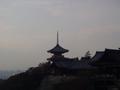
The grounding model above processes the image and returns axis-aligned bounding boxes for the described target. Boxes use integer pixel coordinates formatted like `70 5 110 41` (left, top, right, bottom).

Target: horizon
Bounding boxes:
0 0 120 70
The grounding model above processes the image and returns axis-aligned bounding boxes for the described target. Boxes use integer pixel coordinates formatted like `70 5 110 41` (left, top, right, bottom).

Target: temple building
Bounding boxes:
91 48 120 77
91 49 120 90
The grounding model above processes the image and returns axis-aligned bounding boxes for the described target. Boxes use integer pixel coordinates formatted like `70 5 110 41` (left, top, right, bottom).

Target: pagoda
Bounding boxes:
47 32 96 76
47 32 69 62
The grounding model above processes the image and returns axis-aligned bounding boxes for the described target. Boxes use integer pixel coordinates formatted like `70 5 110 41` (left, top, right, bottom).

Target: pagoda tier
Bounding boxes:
47 44 69 55
47 32 69 55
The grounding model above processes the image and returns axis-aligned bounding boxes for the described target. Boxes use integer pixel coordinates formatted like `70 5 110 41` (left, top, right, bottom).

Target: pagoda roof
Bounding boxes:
48 44 69 54
48 32 69 54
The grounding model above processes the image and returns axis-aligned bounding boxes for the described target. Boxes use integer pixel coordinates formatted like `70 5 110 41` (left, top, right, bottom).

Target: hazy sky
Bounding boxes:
0 0 120 70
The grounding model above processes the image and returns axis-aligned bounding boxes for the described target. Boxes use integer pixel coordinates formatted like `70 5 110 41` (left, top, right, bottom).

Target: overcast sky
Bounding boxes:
0 0 120 70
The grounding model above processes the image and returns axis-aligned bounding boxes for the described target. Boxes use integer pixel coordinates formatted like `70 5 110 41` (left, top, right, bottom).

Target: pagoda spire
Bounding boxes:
57 31 59 45
47 32 69 55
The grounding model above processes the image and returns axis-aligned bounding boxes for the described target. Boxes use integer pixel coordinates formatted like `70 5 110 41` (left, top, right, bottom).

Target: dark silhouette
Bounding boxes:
0 33 120 90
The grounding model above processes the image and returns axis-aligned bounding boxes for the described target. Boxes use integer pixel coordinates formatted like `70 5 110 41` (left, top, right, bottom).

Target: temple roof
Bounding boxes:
91 49 120 66
91 51 104 62
48 44 69 54
51 56 93 70
54 60 93 70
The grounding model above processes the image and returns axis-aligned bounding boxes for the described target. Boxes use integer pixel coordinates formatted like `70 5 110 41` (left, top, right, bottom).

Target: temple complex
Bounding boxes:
47 33 120 89
47 32 92 74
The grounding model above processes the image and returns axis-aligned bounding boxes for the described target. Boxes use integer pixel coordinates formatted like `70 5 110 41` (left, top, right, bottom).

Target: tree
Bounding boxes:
84 51 91 59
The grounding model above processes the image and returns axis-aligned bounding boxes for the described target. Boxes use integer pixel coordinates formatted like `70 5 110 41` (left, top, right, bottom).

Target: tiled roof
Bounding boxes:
52 57 93 70
48 44 69 54
91 49 120 66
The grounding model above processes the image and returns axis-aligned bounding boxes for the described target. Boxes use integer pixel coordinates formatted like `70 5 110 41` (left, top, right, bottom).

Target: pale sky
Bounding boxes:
0 0 120 70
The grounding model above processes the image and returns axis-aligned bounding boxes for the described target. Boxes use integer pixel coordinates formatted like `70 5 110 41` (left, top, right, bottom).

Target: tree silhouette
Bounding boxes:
84 51 91 59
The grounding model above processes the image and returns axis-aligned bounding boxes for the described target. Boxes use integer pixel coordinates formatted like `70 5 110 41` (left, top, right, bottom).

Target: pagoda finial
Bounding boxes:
57 31 59 45
47 31 69 55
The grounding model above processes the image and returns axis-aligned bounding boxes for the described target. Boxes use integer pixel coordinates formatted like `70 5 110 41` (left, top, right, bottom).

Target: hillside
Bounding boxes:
0 63 51 90
0 70 23 79
0 62 94 90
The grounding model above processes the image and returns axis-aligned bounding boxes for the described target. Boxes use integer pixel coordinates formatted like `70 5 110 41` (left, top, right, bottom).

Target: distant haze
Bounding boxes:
0 0 120 70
